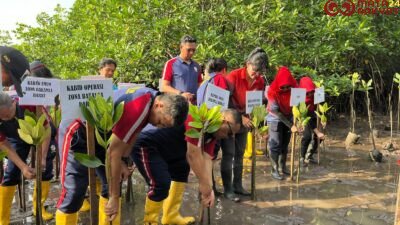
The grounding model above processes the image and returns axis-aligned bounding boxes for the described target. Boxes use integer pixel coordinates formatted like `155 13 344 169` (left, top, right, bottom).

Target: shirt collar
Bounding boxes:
177 56 192 65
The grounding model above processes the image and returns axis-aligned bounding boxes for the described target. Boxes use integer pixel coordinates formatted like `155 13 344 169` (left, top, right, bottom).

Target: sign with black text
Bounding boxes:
314 87 325 104
19 77 60 106
204 83 229 109
60 79 113 120
246 91 263 114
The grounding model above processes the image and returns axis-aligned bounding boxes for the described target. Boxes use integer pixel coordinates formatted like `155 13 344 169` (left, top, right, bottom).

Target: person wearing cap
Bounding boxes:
266 66 298 180
134 109 241 225
161 35 202 104
298 77 325 166
0 46 30 96
221 47 268 202
0 92 55 223
55 87 188 224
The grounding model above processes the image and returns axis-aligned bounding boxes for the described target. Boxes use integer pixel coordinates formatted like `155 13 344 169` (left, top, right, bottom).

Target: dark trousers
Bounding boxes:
301 119 318 159
56 120 110 213
2 139 55 186
132 146 189 202
267 121 291 155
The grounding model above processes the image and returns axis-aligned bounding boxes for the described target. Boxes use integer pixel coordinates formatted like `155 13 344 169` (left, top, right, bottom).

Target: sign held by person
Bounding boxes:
19 77 60 106
246 91 263 114
204 83 229 109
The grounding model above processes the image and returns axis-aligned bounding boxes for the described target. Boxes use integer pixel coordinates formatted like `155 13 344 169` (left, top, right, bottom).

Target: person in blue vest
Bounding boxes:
161 35 202 104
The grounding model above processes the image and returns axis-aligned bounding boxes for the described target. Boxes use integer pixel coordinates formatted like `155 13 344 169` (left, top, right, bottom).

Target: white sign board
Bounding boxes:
60 79 113 120
19 77 60 106
314 87 325 104
118 83 145 90
204 83 230 109
81 75 111 80
290 88 306 106
246 91 263 114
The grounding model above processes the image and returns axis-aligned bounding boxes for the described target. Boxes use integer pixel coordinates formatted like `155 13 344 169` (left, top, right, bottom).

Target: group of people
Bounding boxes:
0 34 324 225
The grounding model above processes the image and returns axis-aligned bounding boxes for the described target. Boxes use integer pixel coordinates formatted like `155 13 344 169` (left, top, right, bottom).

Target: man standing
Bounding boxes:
161 35 202 103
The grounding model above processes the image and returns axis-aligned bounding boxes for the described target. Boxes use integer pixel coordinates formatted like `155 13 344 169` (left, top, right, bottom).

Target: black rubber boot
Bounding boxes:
279 154 290 175
233 164 251 196
270 152 283 180
221 162 240 202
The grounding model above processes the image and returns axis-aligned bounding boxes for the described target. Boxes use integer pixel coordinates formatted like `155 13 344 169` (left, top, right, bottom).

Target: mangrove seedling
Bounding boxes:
345 72 361 148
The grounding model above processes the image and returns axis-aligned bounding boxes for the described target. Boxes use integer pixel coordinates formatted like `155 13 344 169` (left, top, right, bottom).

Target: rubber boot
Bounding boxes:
270 152 283 180
143 196 163 225
279 154 290 175
33 181 54 221
0 185 16 225
161 181 195 225
221 167 240 202
99 196 121 225
233 158 250 196
79 198 90 212
55 210 78 225
243 132 253 158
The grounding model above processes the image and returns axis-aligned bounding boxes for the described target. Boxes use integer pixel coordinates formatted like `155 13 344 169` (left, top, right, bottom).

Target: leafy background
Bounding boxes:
1 0 399 113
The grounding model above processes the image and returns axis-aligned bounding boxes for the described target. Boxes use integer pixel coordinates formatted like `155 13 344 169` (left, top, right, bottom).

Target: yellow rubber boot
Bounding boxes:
99 196 121 225
161 181 195 225
244 132 253 158
79 198 90 212
143 196 163 225
33 181 54 221
55 210 78 225
0 185 16 225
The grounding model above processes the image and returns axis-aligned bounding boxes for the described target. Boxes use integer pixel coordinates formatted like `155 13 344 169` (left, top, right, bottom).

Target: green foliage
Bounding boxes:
360 79 373 91
49 106 62 128
394 73 400 88
74 152 104 168
17 112 51 146
80 94 124 150
292 102 311 129
0 150 7 161
3 0 398 94
185 103 223 145
251 105 268 136
316 103 332 128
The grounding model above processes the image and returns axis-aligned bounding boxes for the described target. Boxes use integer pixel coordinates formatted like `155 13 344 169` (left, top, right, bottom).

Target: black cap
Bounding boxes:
0 46 29 97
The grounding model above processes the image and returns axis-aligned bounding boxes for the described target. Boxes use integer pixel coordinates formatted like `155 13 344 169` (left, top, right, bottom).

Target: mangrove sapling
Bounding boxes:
394 73 400 134
250 105 268 200
345 73 361 148
360 79 382 162
49 105 61 179
185 103 223 225
78 94 124 225
291 102 311 183
18 112 52 225
315 103 332 164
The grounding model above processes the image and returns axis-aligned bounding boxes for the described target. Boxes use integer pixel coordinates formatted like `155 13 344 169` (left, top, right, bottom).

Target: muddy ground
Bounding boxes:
8 115 400 224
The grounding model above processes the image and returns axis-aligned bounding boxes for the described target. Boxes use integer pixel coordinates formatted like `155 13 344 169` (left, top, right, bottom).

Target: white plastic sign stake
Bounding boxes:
290 88 306 106
314 87 325 104
60 79 113 120
204 83 230 109
19 77 60 106
246 91 263 114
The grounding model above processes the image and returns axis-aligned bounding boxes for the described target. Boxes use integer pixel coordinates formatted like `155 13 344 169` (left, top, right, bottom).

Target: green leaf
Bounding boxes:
367 79 372 87
302 117 311 127
188 104 201 121
24 115 37 127
259 126 268 134
185 128 201 138
206 105 221 121
206 121 222 133
80 104 96 126
32 124 41 141
24 111 37 122
199 103 208 119
18 129 33 144
18 119 33 134
74 152 104 168
0 150 7 161
95 128 107 150
112 102 124 124
37 114 47 127
292 106 300 118
188 121 203 129
39 126 52 144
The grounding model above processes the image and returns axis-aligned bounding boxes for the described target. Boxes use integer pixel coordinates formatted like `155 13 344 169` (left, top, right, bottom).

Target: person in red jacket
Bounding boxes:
266 67 298 180
221 47 268 201
298 77 325 165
